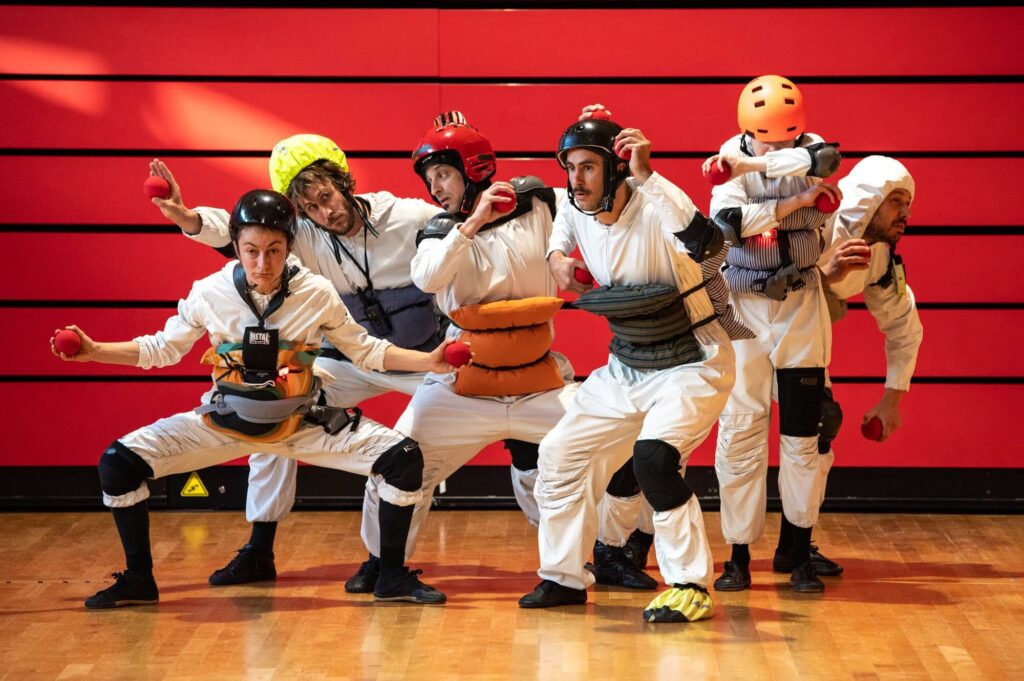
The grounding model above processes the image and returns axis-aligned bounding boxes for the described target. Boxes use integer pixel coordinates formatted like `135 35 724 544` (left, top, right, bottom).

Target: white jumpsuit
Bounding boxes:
189 193 438 522
821 155 923 399
712 133 834 545
536 172 736 590
361 188 616 559
106 261 420 513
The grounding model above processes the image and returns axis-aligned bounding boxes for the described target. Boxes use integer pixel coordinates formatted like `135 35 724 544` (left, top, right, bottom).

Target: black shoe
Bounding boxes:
585 541 658 590
84 570 159 609
773 544 844 576
622 529 654 571
373 567 446 604
790 561 825 593
344 555 381 594
713 561 752 592
518 580 588 609
208 545 276 586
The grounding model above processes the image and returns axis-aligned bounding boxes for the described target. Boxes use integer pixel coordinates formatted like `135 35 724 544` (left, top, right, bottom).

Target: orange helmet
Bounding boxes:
737 75 806 143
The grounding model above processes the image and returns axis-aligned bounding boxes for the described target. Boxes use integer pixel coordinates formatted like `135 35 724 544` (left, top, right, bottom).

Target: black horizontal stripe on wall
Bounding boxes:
3 375 1022 384
4 149 1024 159
4 74 1023 85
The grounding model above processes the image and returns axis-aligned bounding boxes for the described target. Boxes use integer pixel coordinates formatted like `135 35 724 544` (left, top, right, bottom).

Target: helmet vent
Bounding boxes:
781 82 793 90
786 125 797 132
784 98 795 105
751 85 764 93
754 100 766 108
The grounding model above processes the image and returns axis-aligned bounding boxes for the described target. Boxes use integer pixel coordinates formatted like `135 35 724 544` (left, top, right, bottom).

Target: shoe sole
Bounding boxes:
85 598 159 610
773 564 843 577
713 580 751 592
344 582 377 594
208 575 276 587
373 595 446 605
518 598 587 609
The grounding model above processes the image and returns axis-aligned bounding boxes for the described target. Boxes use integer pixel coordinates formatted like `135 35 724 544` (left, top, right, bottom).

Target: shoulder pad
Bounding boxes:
416 212 458 245
509 175 547 195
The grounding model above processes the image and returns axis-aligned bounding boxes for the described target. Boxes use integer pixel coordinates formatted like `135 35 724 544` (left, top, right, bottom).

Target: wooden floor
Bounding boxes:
1 510 1022 681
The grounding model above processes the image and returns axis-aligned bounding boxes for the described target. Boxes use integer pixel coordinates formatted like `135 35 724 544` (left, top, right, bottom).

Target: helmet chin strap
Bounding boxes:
457 178 492 217
343 190 379 237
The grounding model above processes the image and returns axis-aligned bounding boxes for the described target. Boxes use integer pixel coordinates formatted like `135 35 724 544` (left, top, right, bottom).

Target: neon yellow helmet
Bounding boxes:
269 134 349 195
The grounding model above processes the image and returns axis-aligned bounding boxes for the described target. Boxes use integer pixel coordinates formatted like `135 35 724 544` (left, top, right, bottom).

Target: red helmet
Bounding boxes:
412 111 496 184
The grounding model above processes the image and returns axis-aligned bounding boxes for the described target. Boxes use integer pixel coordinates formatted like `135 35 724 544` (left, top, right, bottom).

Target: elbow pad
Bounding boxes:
673 211 725 263
713 207 744 246
806 142 842 178
416 212 458 246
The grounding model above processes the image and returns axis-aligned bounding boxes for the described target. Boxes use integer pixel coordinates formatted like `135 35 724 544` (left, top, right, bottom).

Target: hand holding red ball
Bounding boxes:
444 341 472 368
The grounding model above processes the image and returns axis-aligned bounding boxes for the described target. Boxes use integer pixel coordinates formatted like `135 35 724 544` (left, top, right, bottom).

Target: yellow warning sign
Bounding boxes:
180 472 209 498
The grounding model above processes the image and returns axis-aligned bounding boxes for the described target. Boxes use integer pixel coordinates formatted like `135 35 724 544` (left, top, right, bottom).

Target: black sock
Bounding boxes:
777 514 795 554
731 543 750 566
378 501 413 579
248 521 277 554
111 502 152 575
789 524 813 567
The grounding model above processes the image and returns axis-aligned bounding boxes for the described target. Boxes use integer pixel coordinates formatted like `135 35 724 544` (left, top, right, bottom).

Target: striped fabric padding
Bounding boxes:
700 247 755 340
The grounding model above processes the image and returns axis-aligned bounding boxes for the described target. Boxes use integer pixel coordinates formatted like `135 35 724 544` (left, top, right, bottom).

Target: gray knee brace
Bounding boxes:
632 440 694 512
98 441 153 496
776 368 826 437
370 437 424 492
504 439 539 472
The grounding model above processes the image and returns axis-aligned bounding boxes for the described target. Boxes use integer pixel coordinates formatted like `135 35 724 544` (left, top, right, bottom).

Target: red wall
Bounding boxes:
2 6 1021 468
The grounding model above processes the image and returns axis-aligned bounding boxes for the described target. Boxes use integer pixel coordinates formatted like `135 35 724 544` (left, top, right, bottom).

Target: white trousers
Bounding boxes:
715 288 834 545
109 409 416 511
244 357 426 523
360 353 606 559
535 325 735 590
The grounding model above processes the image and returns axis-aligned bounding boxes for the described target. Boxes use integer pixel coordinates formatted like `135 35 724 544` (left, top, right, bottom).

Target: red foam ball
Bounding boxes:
705 160 732 185
815 192 840 214
860 417 883 442
589 109 612 121
573 267 594 285
54 329 81 356
493 187 516 214
144 175 170 200
444 341 472 368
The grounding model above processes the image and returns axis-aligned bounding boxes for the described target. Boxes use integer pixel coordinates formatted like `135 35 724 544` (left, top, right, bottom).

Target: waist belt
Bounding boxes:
573 283 710 370
195 390 319 424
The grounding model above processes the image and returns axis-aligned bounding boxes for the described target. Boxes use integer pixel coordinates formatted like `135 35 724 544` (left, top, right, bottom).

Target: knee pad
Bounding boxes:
606 456 641 498
504 439 539 472
98 441 153 496
818 387 843 454
632 440 694 512
370 437 424 493
776 368 826 438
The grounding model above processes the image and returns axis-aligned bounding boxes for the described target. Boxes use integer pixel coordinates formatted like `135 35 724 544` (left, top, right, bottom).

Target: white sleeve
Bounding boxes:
409 228 475 294
547 201 577 259
709 176 780 239
863 280 923 391
319 288 392 372
187 207 233 248
634 171 700 245
763 147 813 179
134 285 208 369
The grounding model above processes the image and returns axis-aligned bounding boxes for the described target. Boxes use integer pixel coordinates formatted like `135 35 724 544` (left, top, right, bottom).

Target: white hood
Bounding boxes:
832 155 915 242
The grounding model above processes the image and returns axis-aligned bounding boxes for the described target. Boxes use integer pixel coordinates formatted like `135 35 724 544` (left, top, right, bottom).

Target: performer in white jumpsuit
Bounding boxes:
818 155 923 440
55 190 453 609
359 112 657 590
704 75 845 593
149 135 442 591
521 114 736 624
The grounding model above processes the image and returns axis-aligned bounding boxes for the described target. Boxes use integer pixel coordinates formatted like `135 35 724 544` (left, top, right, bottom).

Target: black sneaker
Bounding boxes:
208 545 276 586
84 570 159 609
373 567 446 604
790 561 825 593
585 541 658 590
773 544 844 576
622 529 654 571
713 561 752 592
344 555 381 594
518 580 588 609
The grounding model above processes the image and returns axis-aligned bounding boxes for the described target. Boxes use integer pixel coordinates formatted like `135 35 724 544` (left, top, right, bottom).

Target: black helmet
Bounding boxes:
229 189 297 244
557 118 630 215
